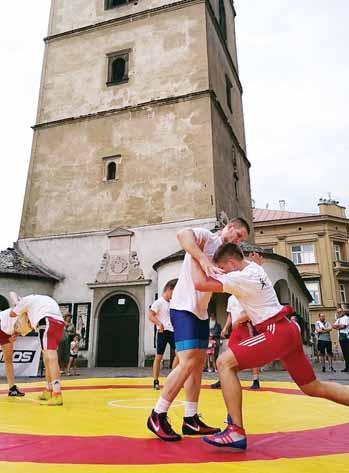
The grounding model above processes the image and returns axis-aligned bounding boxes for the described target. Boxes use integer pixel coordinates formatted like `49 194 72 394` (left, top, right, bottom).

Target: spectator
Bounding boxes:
209 312 222 361
58 313 75 373
67 335 80 376
333 309 349 372
148 279 178 390
315 313 335 373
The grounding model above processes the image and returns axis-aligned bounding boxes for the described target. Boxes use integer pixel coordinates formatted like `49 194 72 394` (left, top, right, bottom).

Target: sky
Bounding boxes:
0 1 348 249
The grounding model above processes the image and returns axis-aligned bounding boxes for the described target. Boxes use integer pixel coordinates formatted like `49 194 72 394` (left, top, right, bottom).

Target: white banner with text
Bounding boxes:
0 336 41 377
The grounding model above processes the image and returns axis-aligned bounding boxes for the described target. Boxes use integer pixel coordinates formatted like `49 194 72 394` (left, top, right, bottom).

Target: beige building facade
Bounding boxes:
254 199 349 335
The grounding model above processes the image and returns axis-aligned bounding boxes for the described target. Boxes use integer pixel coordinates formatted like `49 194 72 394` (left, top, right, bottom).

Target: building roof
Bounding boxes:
0 247 60 281
253 208 317 223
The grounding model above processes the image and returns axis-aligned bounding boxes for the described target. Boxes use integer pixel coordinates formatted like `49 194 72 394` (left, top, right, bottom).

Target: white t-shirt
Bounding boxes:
150 297 173 332
0 309 17 335
170 228 223 320
217 262 283 326
13 295 63 329
227 295 245 324
334 315 349 336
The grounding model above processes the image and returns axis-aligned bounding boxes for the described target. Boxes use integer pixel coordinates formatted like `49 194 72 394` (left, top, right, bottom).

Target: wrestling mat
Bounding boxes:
0 377 348 472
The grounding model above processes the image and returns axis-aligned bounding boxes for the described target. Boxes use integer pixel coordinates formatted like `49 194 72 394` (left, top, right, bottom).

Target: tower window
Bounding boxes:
219 0 227 42
107 162 117 180
105 0 128 9
107 51 130 86
103 156 121 182
225 75 232 112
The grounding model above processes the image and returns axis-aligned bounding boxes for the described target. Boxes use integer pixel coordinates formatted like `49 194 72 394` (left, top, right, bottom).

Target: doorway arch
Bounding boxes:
97 293 140 367
274 279 289 304
0 295 9 311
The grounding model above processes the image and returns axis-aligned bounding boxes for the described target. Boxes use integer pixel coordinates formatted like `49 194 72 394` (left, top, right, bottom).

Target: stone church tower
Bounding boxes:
17 0 252 367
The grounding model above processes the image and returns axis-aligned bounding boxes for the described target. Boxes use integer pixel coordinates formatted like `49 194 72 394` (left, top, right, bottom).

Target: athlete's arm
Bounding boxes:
191 259 223 292
148 310 164 332
177 228 222 277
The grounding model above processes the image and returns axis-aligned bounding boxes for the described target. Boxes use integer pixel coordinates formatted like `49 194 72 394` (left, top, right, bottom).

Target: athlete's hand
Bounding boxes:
157 323 164 333
198 255 223 278
248 252 264 266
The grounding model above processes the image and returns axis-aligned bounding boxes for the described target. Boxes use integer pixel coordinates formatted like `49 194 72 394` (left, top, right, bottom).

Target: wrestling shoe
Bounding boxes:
202 424 247 452
182 414 221 436
226 413 233 425
147 410 181 441
153 379 160 390
330 367 336 373
250 379 260 390
8 385 25 397
45 393 63 406
37 390 52 401
210 381 221 389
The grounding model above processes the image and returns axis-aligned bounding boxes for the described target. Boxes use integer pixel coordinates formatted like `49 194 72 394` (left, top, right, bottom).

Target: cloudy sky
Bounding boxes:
0 1 348 249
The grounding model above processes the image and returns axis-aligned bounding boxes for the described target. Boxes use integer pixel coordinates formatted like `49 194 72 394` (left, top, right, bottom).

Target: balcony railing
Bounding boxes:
333 260 349 271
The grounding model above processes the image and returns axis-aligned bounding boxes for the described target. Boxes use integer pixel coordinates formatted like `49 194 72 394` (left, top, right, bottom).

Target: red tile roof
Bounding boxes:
253 208 317 223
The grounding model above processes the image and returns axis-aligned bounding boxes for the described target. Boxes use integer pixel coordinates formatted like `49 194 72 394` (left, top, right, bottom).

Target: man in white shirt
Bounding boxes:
315 313 335 373
147 217 251 442
10 294 65 406
333 307 349 372
192 242 349 452
148 279 178 390
0 309 25 397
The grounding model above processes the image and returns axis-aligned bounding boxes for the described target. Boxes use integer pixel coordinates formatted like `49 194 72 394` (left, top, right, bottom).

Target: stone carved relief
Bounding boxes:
110 256 128 275
128 252 144 281
95 230 144 283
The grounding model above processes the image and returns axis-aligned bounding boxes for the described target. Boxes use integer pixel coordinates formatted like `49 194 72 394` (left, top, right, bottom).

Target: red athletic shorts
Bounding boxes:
229 322 255 345
0 329 11 346
38 317 64 350
229 313 316 387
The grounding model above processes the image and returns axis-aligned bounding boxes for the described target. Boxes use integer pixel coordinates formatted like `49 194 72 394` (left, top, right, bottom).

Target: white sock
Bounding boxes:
154 396 171 414
46 382 52 391
184 401 198 418
51 379 61 394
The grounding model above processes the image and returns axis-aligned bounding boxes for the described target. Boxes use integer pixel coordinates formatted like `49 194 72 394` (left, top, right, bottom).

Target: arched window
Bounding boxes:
219 0 227 42
112 57 126 83
107 51 130 86
107 162 117 181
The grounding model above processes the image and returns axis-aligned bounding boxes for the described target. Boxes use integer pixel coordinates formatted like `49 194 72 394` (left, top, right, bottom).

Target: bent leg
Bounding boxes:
216 350 243 427
43 349 61 391
300 379 349 406
183 349 206 402
161 349 200 403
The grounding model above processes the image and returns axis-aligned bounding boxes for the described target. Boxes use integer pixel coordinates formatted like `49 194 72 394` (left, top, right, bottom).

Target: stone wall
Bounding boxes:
20 97 215 238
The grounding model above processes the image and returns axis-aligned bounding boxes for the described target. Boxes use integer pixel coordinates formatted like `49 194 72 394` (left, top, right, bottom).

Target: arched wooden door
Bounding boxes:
97 294 139 367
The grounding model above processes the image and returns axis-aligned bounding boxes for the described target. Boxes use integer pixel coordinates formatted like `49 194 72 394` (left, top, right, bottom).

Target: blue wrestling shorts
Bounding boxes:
170 309 209 352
